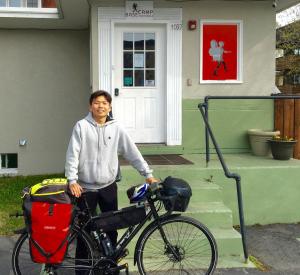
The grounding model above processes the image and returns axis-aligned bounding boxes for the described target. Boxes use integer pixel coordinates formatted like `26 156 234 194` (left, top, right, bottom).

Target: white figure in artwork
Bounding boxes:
209 40 230 76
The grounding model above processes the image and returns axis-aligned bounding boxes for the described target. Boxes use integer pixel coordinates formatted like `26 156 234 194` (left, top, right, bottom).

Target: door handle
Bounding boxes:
114 88 119 96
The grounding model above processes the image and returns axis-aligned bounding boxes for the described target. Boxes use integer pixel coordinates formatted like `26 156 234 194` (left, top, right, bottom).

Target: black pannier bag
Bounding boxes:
161 176 192 212
92 205 146 231
22 178 73 264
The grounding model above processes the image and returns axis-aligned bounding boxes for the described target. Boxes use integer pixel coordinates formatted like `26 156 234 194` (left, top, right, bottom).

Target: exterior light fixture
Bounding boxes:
19 139 27 146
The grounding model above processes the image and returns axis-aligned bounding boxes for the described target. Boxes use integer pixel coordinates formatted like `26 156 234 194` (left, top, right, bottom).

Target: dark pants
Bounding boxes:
75 182 118 274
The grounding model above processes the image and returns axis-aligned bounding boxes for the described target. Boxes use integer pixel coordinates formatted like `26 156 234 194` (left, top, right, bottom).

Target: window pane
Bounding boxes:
123 52 133 68
146 33 155 50
146 52 155 68
123 33 133 50
27 0 38 7
0 0 6 7
7 154 18 168
135 70 144 86
9 0 21 7
134 33 144 50
1 155 5 168
146 70 155 86
42 0 56 8
134 52 144 68
124 70 133 87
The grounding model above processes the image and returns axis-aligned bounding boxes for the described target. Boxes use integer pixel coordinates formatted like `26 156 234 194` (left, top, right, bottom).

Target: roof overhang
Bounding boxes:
275 0 300 12
0 0 298 30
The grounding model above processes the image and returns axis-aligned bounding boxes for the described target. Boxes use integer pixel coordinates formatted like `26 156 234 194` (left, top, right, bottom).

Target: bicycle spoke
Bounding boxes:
137 216 217 275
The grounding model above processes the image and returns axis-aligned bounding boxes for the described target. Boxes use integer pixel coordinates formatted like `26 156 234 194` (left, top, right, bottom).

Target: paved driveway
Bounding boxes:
3 224 300 274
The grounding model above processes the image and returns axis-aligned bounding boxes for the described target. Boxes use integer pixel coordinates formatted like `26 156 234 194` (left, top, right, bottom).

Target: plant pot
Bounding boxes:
247 129 280 156
268 139 297 160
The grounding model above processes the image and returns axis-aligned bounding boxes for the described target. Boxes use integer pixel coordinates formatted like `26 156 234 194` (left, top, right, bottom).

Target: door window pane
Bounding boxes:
146 70 155 86
135 70 144 86
124 70 133 87
124 52 133 68
122 32 156 87
146 52 155 68
123 33 133 50
134 52 144 68
146 33 155 50
0 0 6 7
134 33 144 50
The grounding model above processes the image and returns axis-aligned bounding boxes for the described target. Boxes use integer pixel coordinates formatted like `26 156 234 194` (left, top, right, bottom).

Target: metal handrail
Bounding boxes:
199 94 300 262
198 102 248 262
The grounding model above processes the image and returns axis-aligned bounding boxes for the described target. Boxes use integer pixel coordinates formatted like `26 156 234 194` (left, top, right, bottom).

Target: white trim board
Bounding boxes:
98 7 182 145
0 7 59 18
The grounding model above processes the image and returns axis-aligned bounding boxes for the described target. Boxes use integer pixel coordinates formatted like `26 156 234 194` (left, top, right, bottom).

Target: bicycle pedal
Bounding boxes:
106 263 128 274
117 248 129 262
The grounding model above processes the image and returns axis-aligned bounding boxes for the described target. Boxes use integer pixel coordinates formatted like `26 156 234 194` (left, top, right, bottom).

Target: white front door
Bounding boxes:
113 24 165 143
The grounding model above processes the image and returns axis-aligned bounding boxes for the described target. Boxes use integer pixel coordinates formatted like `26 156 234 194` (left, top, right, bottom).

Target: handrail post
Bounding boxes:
204 97 210 166
235 175 248 261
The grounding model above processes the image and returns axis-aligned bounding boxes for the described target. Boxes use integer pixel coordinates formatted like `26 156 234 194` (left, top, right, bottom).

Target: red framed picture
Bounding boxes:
200 20 243 83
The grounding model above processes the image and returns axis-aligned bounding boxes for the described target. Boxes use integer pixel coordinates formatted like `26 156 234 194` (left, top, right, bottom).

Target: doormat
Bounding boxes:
119 154 193 166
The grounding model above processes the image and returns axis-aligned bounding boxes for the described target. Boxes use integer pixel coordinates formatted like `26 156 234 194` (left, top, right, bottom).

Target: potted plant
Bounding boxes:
247 129 280 156
268 135 297 160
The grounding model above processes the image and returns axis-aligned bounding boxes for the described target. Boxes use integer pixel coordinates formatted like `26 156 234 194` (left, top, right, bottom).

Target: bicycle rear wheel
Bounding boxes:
136 215 218 275
12 226 94 275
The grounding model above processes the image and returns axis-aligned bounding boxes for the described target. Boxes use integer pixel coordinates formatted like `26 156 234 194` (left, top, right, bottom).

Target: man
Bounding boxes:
65 90 157 248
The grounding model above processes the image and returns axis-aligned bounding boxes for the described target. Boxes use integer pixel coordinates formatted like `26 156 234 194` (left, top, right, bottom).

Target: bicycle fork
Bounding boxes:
149 204 182 261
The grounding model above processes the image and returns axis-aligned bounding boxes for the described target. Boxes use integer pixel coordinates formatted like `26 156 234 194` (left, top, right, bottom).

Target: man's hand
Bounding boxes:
146 177 159 184
69 182 83 198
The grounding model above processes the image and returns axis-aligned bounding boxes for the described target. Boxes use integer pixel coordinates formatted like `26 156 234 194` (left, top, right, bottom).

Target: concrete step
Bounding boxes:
211 228 243 256
184 202 233 229
117 180 222 205
188 181 222 202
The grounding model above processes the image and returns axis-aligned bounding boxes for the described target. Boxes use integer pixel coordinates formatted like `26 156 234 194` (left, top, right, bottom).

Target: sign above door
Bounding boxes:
125 1 154 18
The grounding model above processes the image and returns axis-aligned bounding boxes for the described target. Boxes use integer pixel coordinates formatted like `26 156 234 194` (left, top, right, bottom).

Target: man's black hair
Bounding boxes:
89 90 112 105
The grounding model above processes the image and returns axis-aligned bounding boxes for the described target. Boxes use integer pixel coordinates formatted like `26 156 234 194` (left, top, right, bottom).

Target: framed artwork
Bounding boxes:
200 20 243 83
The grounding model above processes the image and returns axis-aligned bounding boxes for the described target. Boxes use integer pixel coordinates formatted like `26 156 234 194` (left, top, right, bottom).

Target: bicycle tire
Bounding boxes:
12 226 94 275
135 215 218 275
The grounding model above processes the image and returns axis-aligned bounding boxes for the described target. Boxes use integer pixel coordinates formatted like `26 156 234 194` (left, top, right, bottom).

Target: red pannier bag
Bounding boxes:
22 178 73 264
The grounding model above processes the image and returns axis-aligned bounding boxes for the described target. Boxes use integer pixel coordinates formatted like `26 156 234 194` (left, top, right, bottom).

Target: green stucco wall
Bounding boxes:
140 99 274 155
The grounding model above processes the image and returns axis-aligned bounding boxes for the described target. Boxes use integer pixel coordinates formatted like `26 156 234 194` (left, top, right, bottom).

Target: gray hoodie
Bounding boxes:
65 113 153 189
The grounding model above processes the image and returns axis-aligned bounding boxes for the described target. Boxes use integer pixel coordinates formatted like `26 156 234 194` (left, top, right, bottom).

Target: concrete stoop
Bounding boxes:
116 170 246 270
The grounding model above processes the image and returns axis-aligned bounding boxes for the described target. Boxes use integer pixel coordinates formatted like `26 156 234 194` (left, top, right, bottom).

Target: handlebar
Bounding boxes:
147 182 163 193
146 182 177 202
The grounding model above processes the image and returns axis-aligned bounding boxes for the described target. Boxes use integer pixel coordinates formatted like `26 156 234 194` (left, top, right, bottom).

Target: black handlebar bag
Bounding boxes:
22 178 73 264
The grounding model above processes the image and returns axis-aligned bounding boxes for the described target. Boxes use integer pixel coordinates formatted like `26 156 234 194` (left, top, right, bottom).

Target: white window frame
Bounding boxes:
0 154 18 175
199 19 243 84
0 0 59 18
0 153 18 169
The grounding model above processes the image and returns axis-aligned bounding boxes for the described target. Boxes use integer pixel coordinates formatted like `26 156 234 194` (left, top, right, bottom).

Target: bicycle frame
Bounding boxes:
78 193 180 269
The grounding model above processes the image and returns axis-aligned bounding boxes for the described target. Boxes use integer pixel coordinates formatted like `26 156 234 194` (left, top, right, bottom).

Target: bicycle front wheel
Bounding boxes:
12 226 94 275
136 215 218 275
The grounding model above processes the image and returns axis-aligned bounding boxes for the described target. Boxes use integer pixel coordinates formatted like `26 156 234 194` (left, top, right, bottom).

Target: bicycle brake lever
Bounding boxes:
148 182 162 192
